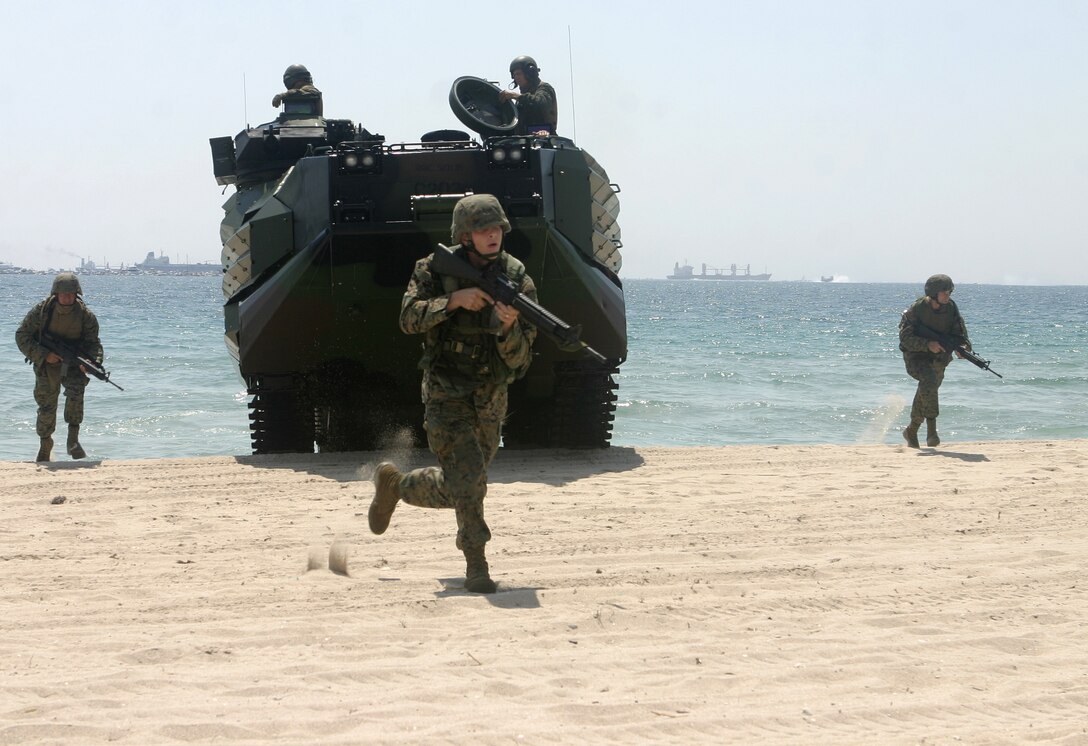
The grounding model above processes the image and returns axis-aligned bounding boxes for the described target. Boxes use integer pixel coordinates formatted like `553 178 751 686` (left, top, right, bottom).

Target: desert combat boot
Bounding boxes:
902 419 921 449
36 437 53 463
368 462 402 534
925 418 940 448
463 546 497 594
67 425 86 460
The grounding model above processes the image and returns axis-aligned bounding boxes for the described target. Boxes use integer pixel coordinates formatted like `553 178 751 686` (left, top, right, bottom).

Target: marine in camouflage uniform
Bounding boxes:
368 194 538 593
499 55 558 136
15 272 104 462
272 63 323 115
898 273 970 448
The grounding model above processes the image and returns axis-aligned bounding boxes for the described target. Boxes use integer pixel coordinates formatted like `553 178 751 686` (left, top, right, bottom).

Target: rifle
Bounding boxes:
38 333 124 391
913 324 1002 379
432 243 608 365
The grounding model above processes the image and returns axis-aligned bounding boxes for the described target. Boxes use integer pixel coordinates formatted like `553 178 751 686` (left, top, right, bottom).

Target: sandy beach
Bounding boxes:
2 440 1087 744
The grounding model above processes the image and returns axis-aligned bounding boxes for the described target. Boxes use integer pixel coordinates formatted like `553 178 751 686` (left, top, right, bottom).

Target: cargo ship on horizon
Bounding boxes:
668 261 771 281
136 251 220 274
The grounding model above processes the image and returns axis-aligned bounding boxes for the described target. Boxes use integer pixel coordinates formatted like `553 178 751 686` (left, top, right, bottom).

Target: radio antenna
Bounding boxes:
567 25 577 141
243 72 249 129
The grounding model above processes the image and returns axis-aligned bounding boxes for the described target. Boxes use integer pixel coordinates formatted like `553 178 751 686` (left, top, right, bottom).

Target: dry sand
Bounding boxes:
2 440 1087 744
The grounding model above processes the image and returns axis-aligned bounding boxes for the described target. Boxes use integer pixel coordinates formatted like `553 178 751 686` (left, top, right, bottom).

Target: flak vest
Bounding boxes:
425 258 528 385
900 299 964 363
42 298 86 342
28 297 87 372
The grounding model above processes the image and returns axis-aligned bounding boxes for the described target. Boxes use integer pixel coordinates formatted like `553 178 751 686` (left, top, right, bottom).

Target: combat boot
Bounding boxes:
463 546 497 594
67 425 86 460
368 462 402 535
36 437 53 463
902 419 921 449
926 418 940 448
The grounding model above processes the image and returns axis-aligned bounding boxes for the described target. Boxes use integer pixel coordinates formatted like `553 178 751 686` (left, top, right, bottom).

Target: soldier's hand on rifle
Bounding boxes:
46 351 62 364
447 287 494 313
927 340 945 354
495 301 520 334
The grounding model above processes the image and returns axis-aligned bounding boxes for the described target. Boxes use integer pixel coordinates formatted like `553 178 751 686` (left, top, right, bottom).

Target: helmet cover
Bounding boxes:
451 194 511 243
51 272 82 296
924 273 955 298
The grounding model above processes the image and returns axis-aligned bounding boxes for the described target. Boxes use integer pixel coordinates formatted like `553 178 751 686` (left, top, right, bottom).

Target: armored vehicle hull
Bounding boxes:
211 83 626 454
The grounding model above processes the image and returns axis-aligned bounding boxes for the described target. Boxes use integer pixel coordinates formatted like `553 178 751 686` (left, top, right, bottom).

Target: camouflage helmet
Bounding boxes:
924 273 955 298
509 55 540 80
283 64 313 89
451 194 511 243
51 272 82 296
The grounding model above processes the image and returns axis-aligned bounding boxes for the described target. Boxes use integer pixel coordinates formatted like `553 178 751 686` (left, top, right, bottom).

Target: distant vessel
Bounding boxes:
136 251 220 274
821 275 834 283
1 260 34 275
668 262 770 281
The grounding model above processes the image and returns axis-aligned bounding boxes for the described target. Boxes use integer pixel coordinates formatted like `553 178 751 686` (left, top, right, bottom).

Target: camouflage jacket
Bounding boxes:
515 81 558 135
16 296 103 371
898 297 970 362
400 249 537 395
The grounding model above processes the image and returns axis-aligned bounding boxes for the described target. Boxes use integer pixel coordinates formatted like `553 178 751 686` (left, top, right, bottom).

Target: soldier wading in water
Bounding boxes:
898 273 971 448
16 273 105 462
368 194 538 593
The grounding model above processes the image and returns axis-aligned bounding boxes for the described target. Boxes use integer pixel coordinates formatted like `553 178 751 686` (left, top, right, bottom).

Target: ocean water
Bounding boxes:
2 274 1085 462
621 280 1087 446
1 274 249 462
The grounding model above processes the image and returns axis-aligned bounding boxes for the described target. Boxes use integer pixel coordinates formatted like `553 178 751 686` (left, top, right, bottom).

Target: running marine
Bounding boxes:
368 194 538 594
898 273 970 448
16 273 104 462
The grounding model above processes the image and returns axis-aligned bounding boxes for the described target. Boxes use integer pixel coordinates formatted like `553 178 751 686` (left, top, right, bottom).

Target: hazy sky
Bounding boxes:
1 0 1084 284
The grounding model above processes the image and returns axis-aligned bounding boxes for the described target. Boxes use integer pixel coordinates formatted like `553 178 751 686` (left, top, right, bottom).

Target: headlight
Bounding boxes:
487 141 530 169
338 147 382 174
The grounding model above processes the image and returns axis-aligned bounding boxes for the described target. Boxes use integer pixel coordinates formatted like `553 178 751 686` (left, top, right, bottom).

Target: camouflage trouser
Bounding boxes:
399 381 507 551
34 362 88 438
904 354 948 421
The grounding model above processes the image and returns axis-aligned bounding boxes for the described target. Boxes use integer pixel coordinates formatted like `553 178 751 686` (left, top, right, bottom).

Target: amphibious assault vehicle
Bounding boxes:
210 75 626 454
